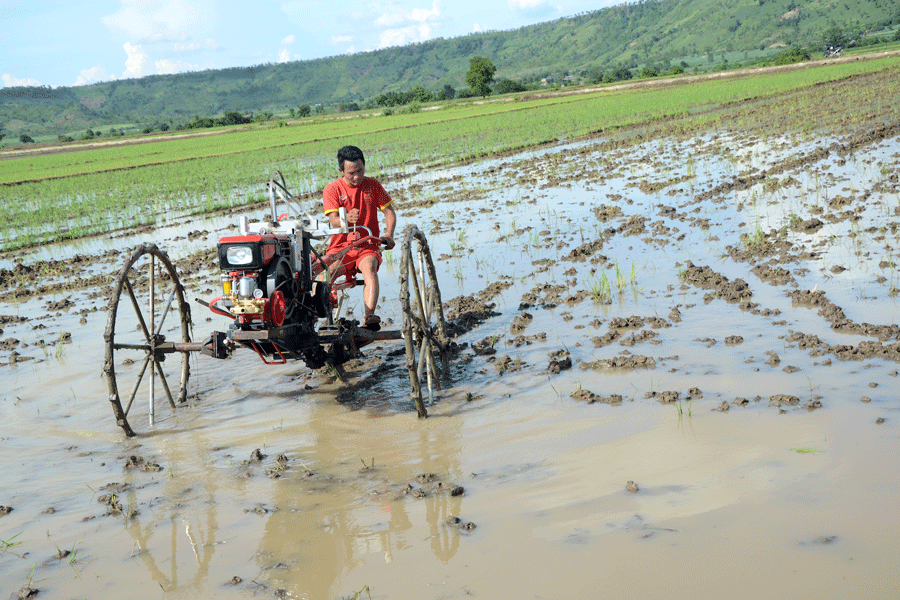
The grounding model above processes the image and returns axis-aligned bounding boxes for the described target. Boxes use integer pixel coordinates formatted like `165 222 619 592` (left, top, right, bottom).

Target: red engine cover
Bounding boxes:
218 233 289 265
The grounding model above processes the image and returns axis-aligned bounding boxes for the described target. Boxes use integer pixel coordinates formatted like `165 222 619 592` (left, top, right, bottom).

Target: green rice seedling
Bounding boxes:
1 56 896 251
453 264 464 284
1 532 22 550
588 273 612 303
615 261 626 294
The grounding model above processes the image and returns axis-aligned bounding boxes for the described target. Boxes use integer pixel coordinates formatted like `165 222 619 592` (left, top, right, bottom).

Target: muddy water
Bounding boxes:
2 123 900 599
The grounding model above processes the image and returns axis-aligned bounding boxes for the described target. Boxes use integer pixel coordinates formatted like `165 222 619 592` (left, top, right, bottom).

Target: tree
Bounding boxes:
20 134 35 143
466 56 496 97
298 104 311 117
494 78 526 95
586 67 604 84
437 84 456 100
822 23 848 49
772 46 810 65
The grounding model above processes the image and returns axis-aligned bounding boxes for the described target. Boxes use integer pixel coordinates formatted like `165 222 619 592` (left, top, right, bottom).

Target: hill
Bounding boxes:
2 0 898 143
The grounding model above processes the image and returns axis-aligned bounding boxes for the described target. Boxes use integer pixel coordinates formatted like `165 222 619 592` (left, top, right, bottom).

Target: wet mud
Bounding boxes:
2 65 900 599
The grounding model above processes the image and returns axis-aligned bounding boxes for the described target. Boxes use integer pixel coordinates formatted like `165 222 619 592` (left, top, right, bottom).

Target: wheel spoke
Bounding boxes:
154 288 177 336
123 352 152 416
153 358 178 410
123 275 152 343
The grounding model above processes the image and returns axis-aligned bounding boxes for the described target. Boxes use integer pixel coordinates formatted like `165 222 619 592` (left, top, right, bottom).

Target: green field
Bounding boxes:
1 55 898 252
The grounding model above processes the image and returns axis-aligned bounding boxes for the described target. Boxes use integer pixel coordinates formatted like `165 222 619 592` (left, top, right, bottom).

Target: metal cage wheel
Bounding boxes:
399 226 449 418
103 244 192 437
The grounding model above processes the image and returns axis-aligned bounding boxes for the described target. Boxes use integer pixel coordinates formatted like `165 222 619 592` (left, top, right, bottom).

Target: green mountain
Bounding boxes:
2 0 898 142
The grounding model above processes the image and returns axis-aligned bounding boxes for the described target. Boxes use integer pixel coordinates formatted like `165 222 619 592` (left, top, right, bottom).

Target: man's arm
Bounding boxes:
381 205 397 249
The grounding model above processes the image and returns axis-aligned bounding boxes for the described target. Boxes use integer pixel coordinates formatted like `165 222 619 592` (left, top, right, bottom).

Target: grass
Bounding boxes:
588 273 612 303
1 532 22 550
0 56 897 252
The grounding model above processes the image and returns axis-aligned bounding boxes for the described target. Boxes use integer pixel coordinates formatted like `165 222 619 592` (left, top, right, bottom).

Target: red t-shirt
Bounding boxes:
323 176 392 253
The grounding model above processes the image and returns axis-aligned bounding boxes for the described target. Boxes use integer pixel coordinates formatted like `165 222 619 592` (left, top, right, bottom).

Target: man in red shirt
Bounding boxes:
323 145 397 330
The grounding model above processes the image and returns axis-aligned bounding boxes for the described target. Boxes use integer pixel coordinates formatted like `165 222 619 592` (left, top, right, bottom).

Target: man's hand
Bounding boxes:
380 236 395 250
346 208 360 225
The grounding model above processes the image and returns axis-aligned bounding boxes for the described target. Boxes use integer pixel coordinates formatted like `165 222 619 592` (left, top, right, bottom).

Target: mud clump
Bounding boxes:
445 296 501 334
785 330 900 362
405 473 465 499
472 336 499 356
580 354 656 370
680 261 753 304
510 312 533 334
548 350 572 374
789 289 900 340
570 387 623 406
493 355 525 374
0 505 12 517
751 264 795 286
246 448 267 464
446 516 477 531
511 333 546 347
124 455 163 472
769 394 800 406
645 390 680 404
794 218 824 233
619 329 660 347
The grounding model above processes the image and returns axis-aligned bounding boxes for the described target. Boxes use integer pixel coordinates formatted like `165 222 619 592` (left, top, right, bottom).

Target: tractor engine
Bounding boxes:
215 227 330 367
217 233 297 328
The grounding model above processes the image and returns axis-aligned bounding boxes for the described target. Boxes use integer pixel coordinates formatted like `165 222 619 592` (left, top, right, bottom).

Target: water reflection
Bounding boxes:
254 403 465 597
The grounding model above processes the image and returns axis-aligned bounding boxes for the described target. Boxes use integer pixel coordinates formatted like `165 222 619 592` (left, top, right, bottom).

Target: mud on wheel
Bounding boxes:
104 244 192 437
399 225 451 418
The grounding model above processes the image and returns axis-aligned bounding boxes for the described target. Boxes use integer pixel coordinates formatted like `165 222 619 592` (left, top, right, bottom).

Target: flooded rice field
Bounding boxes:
1 115 899 599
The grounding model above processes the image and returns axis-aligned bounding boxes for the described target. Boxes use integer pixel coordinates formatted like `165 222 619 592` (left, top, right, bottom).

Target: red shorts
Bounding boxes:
331 245 381 279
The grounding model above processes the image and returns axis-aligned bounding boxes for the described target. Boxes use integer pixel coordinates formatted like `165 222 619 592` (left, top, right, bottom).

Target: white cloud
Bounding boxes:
74 66 110 86
281 34 296 45
102 0 214 43
155 58 199 75
409 1 441 22
507 0 547 8
2 73 42 87
472 22 484 32
173 39 222 53
379 23 436 48
155 59 179 74
375 13 406 28
331 35 353 45
345 46 356 55
173 42 201 52
376 0 442 49
122 42 149 79
277 48 297 63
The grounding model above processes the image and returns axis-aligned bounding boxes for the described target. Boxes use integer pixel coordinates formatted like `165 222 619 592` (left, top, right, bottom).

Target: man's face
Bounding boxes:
340 160 365 187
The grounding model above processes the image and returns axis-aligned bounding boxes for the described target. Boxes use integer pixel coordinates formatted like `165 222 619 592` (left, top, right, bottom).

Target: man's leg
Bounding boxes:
357 254 380 320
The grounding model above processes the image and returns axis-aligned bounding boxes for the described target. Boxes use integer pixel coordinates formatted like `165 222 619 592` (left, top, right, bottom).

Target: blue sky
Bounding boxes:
1 0 618 89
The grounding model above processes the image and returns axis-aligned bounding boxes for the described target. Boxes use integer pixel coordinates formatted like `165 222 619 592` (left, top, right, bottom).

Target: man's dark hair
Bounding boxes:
337 145 365 171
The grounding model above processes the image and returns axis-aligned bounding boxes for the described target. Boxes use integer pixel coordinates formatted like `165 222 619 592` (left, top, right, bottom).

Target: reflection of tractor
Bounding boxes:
103 172 450 436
